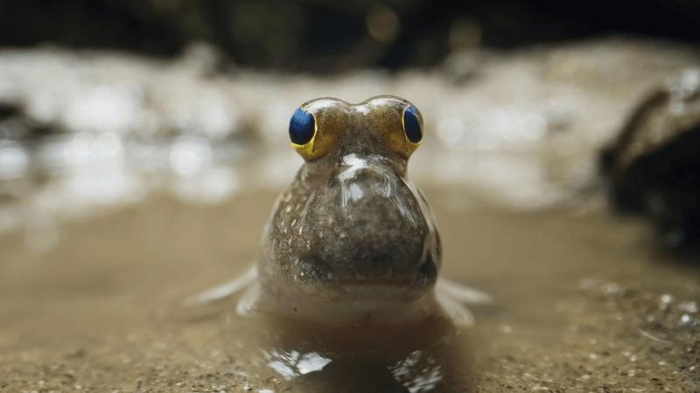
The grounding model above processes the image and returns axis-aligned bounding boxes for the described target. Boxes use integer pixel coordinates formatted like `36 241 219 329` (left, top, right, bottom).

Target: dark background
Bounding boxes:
1 0 698 71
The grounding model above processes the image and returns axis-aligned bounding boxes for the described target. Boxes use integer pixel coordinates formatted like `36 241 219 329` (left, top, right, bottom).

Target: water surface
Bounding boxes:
1 188 698 392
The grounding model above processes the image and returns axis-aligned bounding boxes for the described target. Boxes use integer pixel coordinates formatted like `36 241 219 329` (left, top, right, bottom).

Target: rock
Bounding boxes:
601 69 700 250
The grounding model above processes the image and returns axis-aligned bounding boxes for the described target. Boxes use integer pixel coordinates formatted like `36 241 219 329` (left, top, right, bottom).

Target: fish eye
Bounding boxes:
289 107 316 145
402 105 422 143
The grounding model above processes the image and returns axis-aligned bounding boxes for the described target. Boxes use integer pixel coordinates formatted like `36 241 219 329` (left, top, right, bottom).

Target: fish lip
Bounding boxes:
336 278 414 287
333 259 438 289
328 282 433 305
331 278 435 302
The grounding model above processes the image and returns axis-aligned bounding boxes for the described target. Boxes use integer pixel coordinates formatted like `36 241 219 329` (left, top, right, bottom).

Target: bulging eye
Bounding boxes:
289 107 316 145
402 105 422 143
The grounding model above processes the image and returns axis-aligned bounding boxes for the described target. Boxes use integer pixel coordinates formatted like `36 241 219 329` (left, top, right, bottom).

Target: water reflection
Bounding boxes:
170 135 213 176
1 40 690 237
0 140 29 180
232 314 475 393
264 349 332 380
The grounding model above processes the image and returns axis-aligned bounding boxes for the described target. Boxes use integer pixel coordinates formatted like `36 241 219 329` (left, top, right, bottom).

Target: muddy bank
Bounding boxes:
1 191 699 392
1 38 700 392
1 38 699 232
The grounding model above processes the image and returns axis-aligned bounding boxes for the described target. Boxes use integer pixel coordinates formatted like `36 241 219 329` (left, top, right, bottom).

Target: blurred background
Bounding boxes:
0 1 699 391
2 0 700 69
0 0 698 248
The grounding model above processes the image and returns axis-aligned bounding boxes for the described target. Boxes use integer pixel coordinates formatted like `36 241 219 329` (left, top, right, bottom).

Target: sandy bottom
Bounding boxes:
0 188 698 392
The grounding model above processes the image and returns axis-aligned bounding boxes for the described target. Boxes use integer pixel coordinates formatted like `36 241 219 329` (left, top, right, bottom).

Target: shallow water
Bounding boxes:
1 187 698 392
1 38 700 391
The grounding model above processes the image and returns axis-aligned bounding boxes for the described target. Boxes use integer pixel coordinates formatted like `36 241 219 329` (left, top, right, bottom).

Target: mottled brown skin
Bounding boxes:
258 96 441 313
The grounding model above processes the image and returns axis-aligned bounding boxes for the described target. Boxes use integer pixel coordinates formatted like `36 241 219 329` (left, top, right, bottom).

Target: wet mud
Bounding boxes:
1 189 698 392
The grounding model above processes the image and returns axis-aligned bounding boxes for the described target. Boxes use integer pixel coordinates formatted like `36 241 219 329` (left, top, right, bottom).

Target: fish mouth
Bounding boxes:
327 258 438 295
288 253 438 303
326 282 431 305
336 277 414 287
330 273 437 302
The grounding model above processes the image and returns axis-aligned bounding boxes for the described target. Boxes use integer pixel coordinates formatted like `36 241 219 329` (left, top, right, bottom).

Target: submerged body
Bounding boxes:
194 96 488 325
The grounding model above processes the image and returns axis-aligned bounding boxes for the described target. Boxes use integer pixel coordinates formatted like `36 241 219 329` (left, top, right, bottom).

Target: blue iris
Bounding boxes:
403 105 422 143
289 108 315 145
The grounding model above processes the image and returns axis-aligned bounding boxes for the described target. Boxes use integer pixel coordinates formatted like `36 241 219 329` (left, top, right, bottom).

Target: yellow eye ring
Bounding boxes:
385 104 421 157
289 107 319 158
289 105 341 161
289 107 316 145
402 105 423 144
